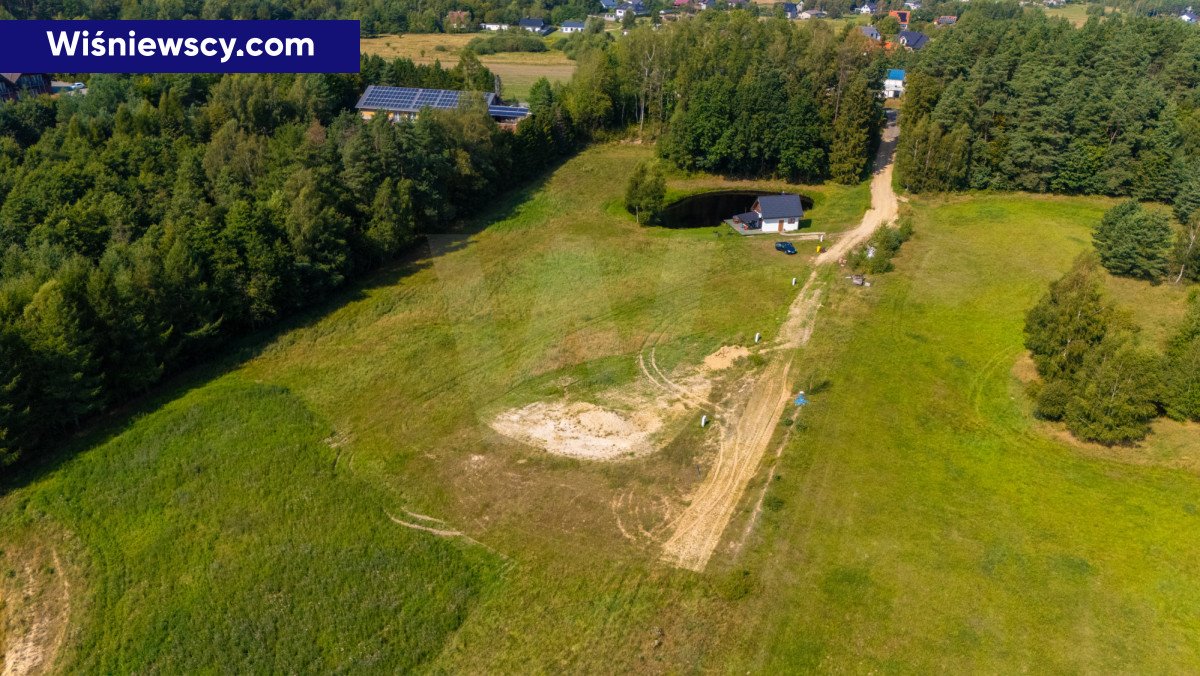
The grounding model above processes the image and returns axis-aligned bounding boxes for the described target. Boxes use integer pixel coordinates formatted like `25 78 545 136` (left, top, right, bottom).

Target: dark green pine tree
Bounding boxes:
367 177 417 259
829 74 876 185
1093 200 1173 281
21 277 103 431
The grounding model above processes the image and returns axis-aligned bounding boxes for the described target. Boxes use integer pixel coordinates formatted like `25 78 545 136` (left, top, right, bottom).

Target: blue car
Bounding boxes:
775 241 797 255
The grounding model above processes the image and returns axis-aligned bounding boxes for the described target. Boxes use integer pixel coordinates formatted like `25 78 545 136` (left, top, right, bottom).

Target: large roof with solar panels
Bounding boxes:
355 85 530 122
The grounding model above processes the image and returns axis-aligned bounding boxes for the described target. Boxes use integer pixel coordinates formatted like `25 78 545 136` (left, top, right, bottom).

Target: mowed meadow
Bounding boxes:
0 144 868 671
731 194 1200 671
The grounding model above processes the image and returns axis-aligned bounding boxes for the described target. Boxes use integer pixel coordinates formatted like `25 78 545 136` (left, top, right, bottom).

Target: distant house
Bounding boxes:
561 19 587 32
858 2 877 14
889 9 910 27
355 86 529 129
600 0 618 9
1183 11 1197 23
481 22 510 30
859 24 882 40
800 9 828 19
903 0 921 8
519 17 551 34
445 10 472 30
935 14 957 25
781 2 800 18
884 69 906 98
897 30 929 50
730 195 805 234
614 1 646 18
0 73 52 101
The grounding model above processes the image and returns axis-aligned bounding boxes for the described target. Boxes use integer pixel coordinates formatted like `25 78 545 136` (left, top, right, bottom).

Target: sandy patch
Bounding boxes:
1 543 72 676
492 401 664 461
703 345 749 371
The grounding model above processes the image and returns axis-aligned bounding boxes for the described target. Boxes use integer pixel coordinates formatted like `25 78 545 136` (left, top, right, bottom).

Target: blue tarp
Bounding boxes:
794 393 808 406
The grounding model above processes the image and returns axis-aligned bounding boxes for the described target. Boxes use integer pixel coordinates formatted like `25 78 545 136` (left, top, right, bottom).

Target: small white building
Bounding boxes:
561 20 587 33
730 195 805 234
884 68 906 98
481 22 510 30
518 18 551 34
858 3 877 14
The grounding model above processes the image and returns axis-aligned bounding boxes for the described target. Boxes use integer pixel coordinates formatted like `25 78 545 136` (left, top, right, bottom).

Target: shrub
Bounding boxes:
466 32 548 55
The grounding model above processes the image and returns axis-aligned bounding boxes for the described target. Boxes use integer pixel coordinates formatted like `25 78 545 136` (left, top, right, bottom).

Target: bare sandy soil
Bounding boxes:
492 400 667 461
1 544 72 676
490 344 742 461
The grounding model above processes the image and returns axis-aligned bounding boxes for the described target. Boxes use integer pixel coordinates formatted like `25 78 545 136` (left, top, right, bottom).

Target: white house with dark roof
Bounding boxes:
614 1 647 19
519 17 552 34
561 19 587 32
858 2 877 14
730 194 805 234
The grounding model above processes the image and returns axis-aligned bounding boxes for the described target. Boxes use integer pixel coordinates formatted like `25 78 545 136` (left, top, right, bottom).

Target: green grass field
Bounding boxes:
0 145 863 671
730 193 1200 671
3 150 1199 671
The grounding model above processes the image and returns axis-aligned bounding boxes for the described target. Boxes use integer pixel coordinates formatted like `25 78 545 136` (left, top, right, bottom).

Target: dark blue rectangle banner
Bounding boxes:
0 20 361 73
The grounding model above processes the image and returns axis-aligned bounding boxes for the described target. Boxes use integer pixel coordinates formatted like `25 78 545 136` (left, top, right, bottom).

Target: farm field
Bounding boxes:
1045 3 1116 25
3 143 1199 670
360 33 576 102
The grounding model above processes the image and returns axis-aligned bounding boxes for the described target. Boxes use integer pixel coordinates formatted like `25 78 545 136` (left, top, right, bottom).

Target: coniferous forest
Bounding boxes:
898 4 1200 210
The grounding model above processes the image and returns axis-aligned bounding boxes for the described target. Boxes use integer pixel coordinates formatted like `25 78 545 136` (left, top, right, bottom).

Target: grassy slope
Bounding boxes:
1 144 864 671
730 193 1200 671
359 34 576 102
1 378 498 672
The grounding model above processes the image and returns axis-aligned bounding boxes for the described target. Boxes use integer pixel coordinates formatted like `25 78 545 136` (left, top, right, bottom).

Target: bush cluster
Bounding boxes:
1024 255 1200 444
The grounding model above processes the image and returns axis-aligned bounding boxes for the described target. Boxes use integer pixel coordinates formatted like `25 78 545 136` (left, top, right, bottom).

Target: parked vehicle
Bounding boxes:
775 241 797 255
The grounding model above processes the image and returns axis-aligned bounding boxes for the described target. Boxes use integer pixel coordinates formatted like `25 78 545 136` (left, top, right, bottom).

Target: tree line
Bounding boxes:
624 12 887 184
0 0 597 34
897 2 1200 214
0 52 589 470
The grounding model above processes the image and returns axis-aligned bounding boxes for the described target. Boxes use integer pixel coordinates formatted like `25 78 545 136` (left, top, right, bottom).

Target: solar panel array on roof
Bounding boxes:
487 104 531 120
355 85 496 113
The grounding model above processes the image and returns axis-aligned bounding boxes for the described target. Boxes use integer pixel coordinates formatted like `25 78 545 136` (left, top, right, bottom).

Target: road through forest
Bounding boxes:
660 115 900 571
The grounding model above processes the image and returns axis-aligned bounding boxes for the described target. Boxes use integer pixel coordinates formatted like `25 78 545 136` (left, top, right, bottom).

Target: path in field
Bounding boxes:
660 116 899 571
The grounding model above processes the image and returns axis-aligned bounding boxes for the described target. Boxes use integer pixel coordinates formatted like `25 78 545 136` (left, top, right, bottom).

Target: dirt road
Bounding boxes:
660 117 899 572
817 117 900 265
